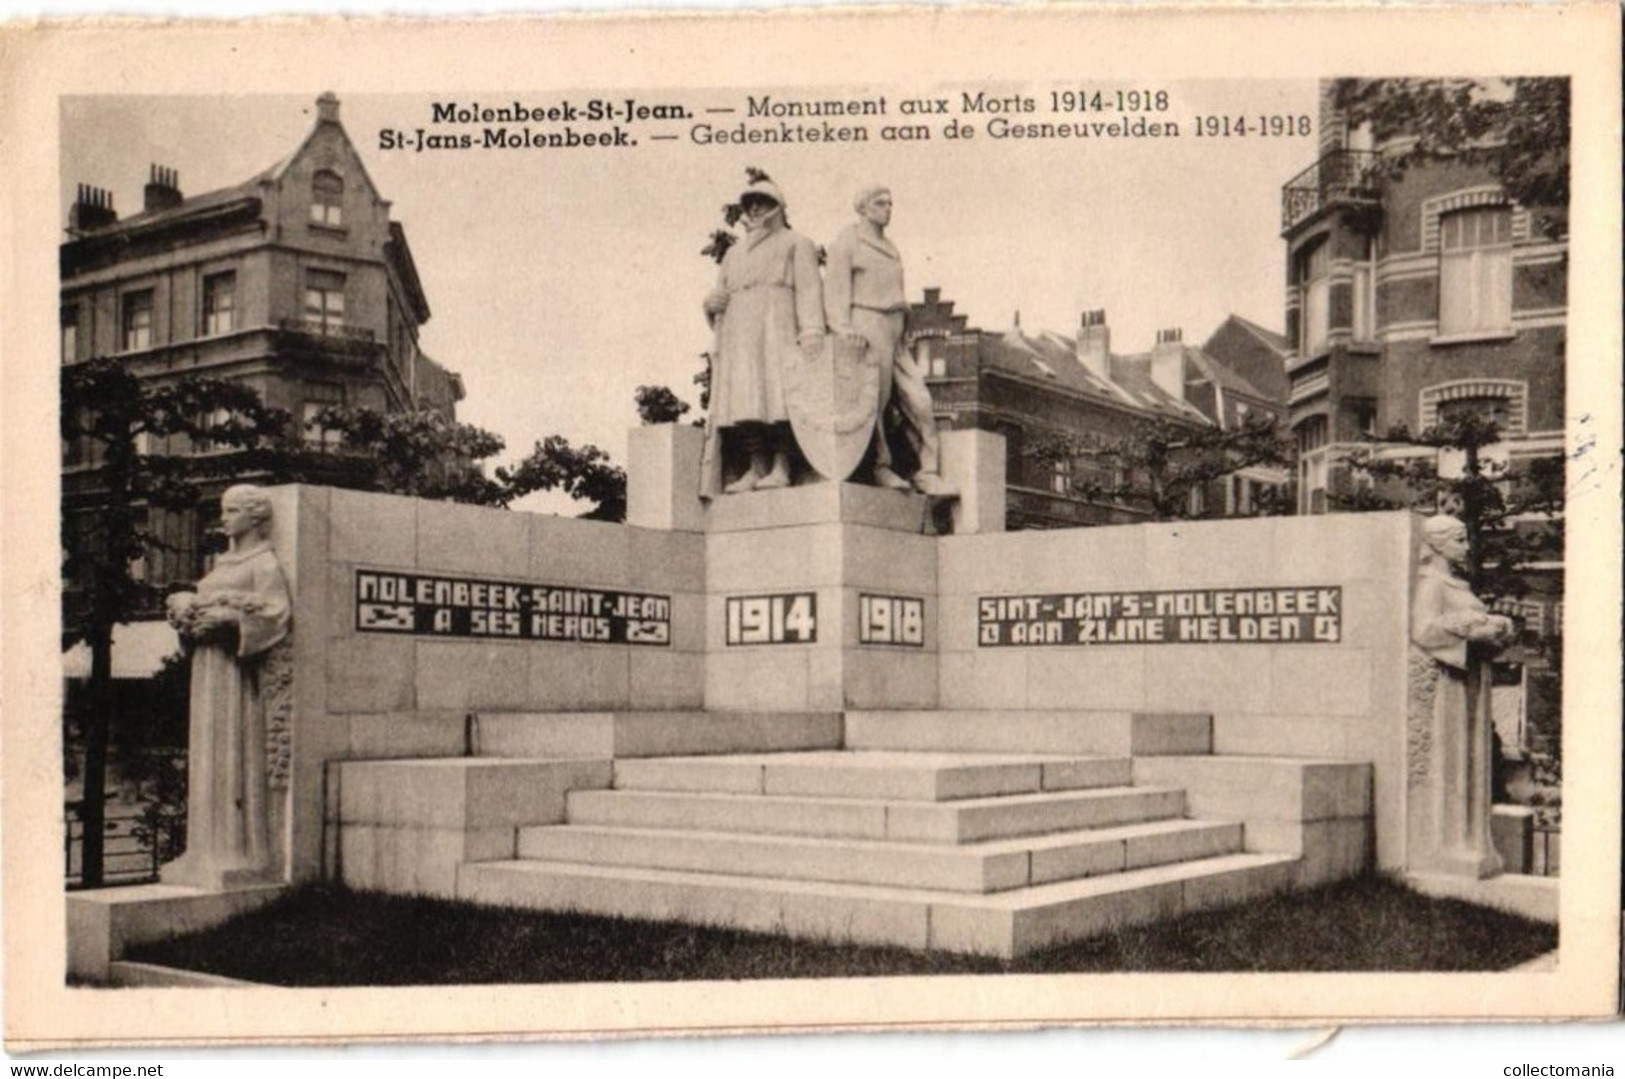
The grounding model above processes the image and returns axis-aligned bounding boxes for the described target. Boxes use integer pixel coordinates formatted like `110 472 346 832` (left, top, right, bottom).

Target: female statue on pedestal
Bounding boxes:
162 485 291 889
1409 513 1517 879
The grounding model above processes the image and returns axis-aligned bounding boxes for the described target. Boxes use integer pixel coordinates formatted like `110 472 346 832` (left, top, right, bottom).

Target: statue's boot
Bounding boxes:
912 471 958 498
755 450 791 490
873 465 912 492
725 461 761 494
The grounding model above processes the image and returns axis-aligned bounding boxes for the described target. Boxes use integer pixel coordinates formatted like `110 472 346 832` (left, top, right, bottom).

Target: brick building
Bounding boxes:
906 290 1289 530
61 93 464 633
1279 78 1567 759
1280 80 1566 516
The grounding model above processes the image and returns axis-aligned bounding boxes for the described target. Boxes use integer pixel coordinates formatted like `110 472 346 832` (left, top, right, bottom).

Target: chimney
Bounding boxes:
1151 328 1185 401
1075 308 1110 381
69 184 118 232
143 164 183 213
316 91 341 124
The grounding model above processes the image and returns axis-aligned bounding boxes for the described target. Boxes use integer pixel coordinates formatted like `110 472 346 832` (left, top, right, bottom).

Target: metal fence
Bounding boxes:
65 749 188 889
1531 825 1562 877
64 799 167 887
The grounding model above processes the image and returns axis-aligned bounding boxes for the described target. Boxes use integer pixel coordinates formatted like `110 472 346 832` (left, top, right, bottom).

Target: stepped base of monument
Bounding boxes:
458 851 1302 958
329 709 1374 956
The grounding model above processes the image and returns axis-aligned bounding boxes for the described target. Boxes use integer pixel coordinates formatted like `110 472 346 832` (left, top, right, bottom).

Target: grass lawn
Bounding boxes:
122 874 1557 986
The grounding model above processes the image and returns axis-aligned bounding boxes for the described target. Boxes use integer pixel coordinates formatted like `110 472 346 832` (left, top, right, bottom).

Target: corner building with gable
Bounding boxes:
61 93 465 630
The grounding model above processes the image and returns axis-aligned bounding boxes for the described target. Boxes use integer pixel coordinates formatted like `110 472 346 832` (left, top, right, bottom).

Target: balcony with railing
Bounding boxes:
277 317 376 343
1281 150 1382 234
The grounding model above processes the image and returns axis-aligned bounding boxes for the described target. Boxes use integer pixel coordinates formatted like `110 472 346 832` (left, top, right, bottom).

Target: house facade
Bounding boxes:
1280 80 1566 516
61 93 464 628
1280 78 1567 766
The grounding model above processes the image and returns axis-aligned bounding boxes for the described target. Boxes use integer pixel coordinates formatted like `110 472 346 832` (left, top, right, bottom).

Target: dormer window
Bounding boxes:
311 170 344 228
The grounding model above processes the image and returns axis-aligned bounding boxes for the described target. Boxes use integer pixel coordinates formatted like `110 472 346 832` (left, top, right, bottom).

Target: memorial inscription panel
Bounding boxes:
355 569 672 644
859 594 926 647
978 586 1342 646
724 592 818 645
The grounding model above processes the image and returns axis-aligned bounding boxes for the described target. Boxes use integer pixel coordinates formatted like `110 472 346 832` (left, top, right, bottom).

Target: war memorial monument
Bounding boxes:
66 176 1555 982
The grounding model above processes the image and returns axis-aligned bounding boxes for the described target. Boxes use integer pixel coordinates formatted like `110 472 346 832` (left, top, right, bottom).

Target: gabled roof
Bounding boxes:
1185 347 1272 403
976 323 1207 423
66 161 277 243
1107 351 1211 422
1229 314 1292 356
1202 314 1293 403
65 95 382 244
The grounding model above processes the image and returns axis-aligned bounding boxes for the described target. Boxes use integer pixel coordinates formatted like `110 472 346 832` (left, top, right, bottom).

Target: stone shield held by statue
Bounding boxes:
784 333 881 482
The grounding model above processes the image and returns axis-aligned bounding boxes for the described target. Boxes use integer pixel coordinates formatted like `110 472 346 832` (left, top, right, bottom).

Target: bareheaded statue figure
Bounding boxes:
701 176 827 496
1409 513 1517 879
162 484 292 889
825 185 955 497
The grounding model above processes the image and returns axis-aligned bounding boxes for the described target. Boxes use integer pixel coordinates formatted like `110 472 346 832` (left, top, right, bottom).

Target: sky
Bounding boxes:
61 83 1318 505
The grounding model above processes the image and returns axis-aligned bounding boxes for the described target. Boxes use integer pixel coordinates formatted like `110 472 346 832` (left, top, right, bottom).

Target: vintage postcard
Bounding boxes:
2 3 1620 1051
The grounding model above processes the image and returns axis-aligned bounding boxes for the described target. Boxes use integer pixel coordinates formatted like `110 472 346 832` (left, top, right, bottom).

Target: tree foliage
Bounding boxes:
300 406 511 505
1030 415 1295 521
495 436 627 522
1334 413 1563 601
634 384 691 425
1333 77 1570 238
701 166 776 264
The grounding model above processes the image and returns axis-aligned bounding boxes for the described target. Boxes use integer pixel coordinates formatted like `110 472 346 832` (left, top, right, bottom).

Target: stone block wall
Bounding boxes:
266 484 706 881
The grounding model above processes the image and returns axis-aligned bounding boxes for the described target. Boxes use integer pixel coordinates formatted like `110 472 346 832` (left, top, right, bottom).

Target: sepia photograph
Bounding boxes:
3 5 1620 1052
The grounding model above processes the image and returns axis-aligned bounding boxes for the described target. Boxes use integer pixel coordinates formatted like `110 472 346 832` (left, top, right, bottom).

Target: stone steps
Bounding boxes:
611 750 1134 801
843 710 1213 757
457 746 1284 956
566 785 1189 844
456 850 1301 958
516 818 1244 893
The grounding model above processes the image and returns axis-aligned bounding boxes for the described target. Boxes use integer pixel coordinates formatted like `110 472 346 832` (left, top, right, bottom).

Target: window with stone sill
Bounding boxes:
1295 414 1330 515
304 270 346 333
1295 239 1330 358
303 381 347 450
61 307 78 364
1352 236 1377 344
1439 207 1513 337
122 290 153 351
202 272 236 337
1049 458 1071 495
1438 395 1512 430
193 407 236 454
310 170 344 228
1228 475 1260 516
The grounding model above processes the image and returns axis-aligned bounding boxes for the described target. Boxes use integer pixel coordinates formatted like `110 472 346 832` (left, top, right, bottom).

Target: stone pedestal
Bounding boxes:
683 426 1008 713
1408 652 1503 879
627 423 707 533
704 482 942 712
1492 804 1535 875
938 429 1006 535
